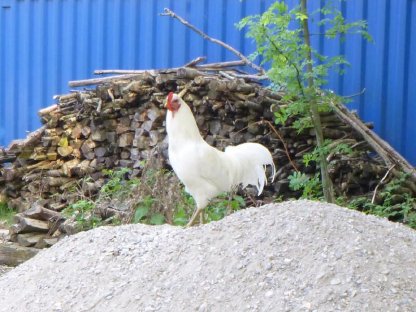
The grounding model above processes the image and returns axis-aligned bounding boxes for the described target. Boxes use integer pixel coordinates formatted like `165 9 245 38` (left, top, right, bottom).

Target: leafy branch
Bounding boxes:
239 0 372 203
261 26 305 96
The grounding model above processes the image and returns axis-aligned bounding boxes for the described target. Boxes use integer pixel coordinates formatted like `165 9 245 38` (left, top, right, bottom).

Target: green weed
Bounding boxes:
63 154 249 231
0 202 15 226
347 174 416 229
62 199 101 230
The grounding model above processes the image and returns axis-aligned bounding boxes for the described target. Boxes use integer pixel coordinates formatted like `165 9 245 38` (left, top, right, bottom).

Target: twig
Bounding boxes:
343 88 366 99
184 56 206 67
196 60 245 69
372 165 395 204
92 60 264 86
69 74 143 87
94 69 156 75
219 71 235 80
161 8 266 76
178 87 189 98
226 72 268 81
94 60 247 76
262 120 300 172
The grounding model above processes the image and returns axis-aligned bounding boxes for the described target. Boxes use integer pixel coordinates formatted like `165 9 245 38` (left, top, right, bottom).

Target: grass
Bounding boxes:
0 202 15 226
62 156 248 232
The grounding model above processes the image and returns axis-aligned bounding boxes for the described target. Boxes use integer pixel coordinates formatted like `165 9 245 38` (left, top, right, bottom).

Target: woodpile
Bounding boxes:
0 63 415 256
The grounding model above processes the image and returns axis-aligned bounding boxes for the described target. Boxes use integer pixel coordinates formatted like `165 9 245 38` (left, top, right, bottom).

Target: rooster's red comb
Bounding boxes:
167 92 174 105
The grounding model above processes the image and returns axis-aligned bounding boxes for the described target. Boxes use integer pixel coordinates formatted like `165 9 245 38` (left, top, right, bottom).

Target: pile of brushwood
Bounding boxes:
0 62 415 258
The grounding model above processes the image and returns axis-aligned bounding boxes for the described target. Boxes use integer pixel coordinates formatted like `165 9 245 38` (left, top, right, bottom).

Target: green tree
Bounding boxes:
238 0 371 203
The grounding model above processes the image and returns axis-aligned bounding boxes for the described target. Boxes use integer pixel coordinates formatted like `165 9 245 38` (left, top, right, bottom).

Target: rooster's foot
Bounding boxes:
186 208 204 227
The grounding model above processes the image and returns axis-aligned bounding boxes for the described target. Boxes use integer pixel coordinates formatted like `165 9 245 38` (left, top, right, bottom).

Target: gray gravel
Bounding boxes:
0 200 415 311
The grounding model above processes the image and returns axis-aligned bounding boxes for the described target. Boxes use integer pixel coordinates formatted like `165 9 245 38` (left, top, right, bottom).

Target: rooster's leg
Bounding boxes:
226 187 238 215
199 210 204 224
186 208 203 227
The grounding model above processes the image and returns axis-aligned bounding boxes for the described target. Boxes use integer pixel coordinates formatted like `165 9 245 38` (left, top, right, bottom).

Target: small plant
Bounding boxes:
172 191 195 226
133 195 165 225
101 168 140 199
302 139 353 167
347 174 416 229
288 172 322 199
0 201 15 226
62 199 101 230
204 193 246 222
62 159 249 231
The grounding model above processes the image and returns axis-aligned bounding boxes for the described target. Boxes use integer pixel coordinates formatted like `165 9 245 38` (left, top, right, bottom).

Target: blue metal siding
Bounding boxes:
0 0 415 165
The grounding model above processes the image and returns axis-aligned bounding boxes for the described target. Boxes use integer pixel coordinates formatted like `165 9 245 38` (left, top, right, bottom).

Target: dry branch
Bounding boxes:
372 165 395 204
161 8 266 76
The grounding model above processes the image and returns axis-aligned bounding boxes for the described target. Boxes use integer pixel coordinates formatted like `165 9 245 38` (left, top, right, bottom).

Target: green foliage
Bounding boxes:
132 195 166 225
101 168 140 198
172 191 195 226
64 164 248 231
63 167 140 231
128 165 247 226
0 202 15 225
317 1 373 42
237 1 371 95
171 191 246 226
62 199 101 230
204 194 246 222
238 0 371 134
303 139 353 166
239 0 372 202
347 174 416 229
288 137 354 198
288 172 322 199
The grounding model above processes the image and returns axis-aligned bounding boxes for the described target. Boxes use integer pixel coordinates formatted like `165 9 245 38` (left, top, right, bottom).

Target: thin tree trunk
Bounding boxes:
300 0 335 203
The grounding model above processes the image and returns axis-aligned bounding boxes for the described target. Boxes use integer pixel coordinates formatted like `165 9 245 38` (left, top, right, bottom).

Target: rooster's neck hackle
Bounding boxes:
166 95 202 142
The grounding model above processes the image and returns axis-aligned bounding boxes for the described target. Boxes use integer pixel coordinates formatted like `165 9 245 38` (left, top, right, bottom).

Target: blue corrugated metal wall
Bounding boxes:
0 0 415 165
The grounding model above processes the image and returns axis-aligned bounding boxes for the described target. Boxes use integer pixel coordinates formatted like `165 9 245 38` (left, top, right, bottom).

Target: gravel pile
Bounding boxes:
0 200 415 311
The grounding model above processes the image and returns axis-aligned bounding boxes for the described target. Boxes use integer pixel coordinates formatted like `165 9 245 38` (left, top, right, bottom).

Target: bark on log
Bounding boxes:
24 202 63 221
0 243 39 266
10 215 49 234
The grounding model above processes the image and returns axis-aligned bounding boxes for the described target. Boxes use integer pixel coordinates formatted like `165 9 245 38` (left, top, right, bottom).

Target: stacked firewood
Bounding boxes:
0 65 413 253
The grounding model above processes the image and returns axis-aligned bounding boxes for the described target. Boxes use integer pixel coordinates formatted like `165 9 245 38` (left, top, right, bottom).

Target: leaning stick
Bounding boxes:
371 165 395 204
161 8 266 76
330 100 416 181
183 56 207 67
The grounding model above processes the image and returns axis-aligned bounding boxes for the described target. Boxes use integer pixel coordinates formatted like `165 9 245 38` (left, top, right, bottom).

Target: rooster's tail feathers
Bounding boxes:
225 143 276 195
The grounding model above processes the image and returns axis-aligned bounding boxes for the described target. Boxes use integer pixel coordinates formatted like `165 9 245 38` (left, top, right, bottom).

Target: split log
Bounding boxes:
10 215 49 234
118 132 134 147
57 146 74 157
17 233 45 247
0 242 39 266
35 237 59 249
23 202 63 221
62 159 80 177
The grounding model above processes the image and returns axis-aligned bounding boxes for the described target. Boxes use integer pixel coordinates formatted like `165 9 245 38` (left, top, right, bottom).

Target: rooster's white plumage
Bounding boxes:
165 92 275 226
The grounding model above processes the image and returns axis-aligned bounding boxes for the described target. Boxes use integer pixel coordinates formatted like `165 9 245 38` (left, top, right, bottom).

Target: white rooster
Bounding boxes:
165 92 276 226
